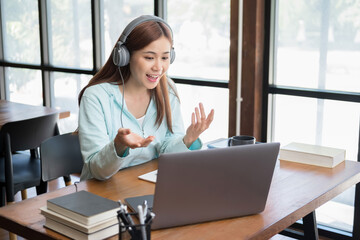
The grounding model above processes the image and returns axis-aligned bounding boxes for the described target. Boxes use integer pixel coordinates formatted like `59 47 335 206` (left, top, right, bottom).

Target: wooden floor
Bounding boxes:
0 175 80 240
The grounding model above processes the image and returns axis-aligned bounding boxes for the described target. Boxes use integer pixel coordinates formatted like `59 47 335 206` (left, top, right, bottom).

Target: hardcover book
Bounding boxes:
47 190 120 225
279 142 346 168
44 218 119 240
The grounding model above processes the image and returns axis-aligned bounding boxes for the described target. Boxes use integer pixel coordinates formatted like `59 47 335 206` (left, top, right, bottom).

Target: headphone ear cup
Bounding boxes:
113 44 130 67
170 47 175 64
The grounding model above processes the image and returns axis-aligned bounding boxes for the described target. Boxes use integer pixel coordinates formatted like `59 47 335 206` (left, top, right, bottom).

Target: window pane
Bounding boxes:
48 0 92 69
270 95 359 158
274 0 360 92
103 0 154 63
52 72 90 133
269 94 360 231
317 185 355 232
1 0 40 64
6 67 42 105
177 84 229 143
167 0 230 81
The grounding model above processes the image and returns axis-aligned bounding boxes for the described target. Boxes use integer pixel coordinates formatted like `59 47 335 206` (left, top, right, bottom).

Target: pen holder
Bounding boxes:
118 212 152 240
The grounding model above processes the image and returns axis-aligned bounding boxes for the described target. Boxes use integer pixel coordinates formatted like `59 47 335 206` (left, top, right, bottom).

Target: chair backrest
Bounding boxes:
40 133 84 182
0 113 59 152
0 113 59 202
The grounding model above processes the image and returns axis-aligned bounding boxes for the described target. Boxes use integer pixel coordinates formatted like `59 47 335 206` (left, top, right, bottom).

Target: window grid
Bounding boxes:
266 0 360 238
0 0 225 105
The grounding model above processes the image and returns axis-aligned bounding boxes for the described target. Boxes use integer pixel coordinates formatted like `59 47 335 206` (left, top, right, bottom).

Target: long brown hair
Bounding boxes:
78 20 177 132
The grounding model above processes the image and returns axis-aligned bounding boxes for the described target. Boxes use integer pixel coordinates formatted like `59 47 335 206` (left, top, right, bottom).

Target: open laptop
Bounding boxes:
125 142 280 229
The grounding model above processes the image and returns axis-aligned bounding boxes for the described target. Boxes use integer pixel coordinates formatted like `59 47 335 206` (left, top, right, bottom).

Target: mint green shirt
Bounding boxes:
79 82 202 180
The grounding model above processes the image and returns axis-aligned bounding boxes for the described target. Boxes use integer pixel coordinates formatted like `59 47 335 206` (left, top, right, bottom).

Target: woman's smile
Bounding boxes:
146 74 160 82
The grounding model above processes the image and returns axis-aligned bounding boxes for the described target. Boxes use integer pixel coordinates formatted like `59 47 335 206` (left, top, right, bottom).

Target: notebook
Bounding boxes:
126 142 280 229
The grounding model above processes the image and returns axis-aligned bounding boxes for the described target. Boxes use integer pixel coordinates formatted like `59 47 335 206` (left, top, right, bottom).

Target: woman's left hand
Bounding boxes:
183 103 214 148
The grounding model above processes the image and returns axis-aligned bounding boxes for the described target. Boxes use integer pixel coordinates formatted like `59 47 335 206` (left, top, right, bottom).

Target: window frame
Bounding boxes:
265 0 360 239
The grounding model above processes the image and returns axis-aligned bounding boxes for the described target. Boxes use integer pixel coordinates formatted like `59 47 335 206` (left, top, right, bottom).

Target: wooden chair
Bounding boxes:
40 133 83 187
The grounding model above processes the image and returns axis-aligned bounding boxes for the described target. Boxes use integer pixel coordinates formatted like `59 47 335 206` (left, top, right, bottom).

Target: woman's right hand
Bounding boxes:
114 128 155 156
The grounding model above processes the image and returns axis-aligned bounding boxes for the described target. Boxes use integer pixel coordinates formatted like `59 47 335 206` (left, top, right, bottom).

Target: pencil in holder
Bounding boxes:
118 211 153 240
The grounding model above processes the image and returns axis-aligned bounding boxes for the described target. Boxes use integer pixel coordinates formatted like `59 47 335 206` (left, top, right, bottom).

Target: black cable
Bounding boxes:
118 67 125 128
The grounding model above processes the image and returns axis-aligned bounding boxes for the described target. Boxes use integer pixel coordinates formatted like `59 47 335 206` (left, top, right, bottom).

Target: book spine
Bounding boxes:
279 150 333 168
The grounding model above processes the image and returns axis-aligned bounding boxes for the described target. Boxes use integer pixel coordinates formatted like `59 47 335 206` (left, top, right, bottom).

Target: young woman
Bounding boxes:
78 15 214 181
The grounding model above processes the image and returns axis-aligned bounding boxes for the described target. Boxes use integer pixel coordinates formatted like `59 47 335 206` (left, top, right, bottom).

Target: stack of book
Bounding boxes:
40 190 120 240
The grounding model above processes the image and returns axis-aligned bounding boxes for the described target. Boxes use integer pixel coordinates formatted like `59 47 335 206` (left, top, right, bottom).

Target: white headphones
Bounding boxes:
112 15 176 67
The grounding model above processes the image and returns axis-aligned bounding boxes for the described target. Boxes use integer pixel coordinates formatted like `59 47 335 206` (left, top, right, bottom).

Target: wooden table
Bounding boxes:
0 100 70 129
0 159 360 240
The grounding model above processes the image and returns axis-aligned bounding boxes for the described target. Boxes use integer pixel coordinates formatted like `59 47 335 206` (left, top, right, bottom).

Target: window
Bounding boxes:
52 72 90 132
167 0 230 81
103 0 154 60
1 0 40 64
168 0 230 142
1 0 41 104
269 0 360 234
7 67 42 105
48 0 92 69
177 84 229 142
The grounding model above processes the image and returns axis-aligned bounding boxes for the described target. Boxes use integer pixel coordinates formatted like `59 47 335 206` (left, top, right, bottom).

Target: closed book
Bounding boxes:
44 218 119 240
47 190 119 225
40 207 118 234
279 142 346 168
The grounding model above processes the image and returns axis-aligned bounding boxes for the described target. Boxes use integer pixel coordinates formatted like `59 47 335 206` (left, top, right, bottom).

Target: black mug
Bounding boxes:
228 135 256 146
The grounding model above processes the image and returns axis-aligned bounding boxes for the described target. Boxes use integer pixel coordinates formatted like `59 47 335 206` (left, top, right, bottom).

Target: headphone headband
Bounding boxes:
119 15 174 45
113 15 176 67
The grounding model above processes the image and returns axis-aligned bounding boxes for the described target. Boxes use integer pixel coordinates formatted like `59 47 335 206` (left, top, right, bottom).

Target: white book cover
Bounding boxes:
138 169 158 183
279 142 346 168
